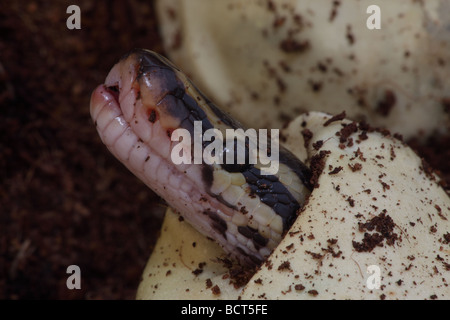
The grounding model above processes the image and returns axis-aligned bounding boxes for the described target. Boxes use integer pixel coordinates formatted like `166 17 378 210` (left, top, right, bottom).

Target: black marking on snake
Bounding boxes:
237 226 268 249
221 135 252 173
279 146 313 191
203 210 227 239
201 165 214 189
236 246 263 266
242 166 300 230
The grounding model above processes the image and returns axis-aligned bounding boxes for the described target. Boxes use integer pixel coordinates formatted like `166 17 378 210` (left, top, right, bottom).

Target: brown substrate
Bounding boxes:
0 0 164 299
0 0 448 300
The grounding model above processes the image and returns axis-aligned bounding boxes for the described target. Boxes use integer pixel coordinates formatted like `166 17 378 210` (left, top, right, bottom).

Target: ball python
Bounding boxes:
90 49 312 266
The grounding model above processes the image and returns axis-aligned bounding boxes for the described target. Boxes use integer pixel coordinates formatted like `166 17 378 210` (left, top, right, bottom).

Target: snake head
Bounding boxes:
90 49 312 267
92 49 191 136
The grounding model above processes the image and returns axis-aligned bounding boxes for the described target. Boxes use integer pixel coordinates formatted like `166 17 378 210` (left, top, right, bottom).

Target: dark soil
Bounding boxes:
0 0 448 300
0 0 165 299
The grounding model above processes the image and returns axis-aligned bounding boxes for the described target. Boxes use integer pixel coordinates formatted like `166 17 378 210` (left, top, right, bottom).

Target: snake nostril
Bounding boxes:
106 85 120 102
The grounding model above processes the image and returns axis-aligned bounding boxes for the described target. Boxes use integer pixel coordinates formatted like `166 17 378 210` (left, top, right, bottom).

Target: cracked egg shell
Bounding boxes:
136 111 450 300
156 0 450 139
